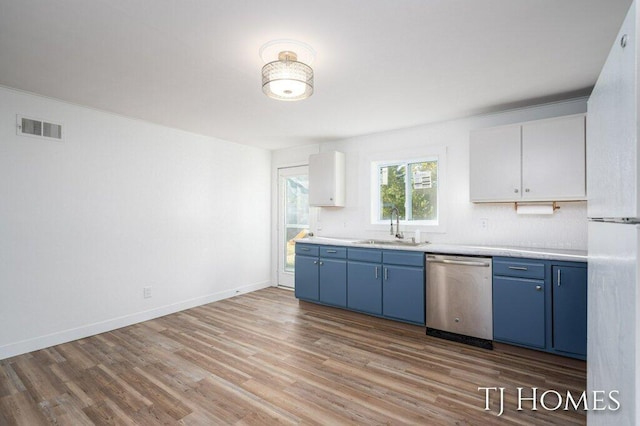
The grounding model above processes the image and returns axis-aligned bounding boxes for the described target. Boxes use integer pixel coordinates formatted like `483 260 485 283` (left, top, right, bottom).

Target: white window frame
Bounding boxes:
365 146 447 233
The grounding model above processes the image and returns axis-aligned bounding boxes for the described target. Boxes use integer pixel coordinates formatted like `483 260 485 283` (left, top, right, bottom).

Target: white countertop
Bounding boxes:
296 236 587 262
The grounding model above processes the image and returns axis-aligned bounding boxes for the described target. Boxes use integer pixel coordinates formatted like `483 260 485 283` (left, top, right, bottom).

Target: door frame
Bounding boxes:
277 165 310 288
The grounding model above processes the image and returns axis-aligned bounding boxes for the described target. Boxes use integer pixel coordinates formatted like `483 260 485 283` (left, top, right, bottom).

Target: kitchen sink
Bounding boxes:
353 239 428 247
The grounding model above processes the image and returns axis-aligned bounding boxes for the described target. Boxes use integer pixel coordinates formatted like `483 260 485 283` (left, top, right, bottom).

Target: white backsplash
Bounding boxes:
315 202 587 250
426 201 587 249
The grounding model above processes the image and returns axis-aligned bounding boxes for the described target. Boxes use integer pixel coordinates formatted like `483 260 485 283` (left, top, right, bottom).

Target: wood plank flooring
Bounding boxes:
0 287 586 425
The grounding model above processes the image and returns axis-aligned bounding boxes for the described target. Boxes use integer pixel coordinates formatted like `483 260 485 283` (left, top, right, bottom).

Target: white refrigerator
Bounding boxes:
587 1 640 425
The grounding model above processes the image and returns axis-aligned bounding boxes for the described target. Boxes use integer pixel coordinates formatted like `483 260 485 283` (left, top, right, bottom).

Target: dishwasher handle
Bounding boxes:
427 257 491 267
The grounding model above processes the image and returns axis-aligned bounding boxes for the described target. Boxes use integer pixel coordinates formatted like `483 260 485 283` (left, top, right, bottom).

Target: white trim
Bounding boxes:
0 280 271 360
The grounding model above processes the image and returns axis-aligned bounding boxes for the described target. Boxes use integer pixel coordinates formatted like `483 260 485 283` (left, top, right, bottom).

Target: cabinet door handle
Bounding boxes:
384 268 388 280
375 266 379 279
313 260 318 265
319 261 324 266
326 250 337 254
508 266 528 271
557 269 561 287
514 188 519 193
535 285 542 291
525 188 530 193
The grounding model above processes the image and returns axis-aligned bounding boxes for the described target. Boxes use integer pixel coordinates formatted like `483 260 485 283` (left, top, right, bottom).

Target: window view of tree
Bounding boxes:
378 159 438 222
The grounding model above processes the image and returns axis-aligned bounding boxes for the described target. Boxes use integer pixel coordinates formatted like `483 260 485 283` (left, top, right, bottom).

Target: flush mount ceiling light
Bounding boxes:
260 40 315 101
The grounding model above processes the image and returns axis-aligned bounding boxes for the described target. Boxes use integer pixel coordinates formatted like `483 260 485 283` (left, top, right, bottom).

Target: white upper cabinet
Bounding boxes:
522 115 585 200
470 124 522 202
587 2 638 219
309 151 345 207
470 114 586 203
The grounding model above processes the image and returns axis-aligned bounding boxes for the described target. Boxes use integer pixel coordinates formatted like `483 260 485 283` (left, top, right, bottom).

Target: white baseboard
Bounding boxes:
0 281 272 360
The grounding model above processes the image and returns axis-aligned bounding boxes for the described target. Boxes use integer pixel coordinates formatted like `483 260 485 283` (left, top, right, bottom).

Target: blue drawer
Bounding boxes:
295 243 319 256
320 246 347 259
348 248 382 263
494 258 545 279
383 250 424 267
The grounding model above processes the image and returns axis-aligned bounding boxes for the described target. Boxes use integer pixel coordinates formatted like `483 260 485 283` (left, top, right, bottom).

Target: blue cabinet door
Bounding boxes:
382 265 425 325
347 261 382 315
319 258 347 307
493 276 545 348
552 265 587 356
294 255 319 301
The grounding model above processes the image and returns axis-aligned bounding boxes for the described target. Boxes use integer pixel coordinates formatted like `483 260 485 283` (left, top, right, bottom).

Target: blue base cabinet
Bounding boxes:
493 257 587 360
382 265 424 324
294 244 320 301
295 244 347 308
552 265 587 356
318 258 347 307
381 254 425 325
347 260 382 315
295 243 425 326
493 276 545 348
294 254 320 301
347 248 383 315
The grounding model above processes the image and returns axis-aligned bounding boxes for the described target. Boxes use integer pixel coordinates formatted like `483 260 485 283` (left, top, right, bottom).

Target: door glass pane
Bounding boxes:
284 174 309 272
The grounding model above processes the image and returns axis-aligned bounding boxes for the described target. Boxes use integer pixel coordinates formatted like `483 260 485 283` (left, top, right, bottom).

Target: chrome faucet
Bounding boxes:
390 207 404 239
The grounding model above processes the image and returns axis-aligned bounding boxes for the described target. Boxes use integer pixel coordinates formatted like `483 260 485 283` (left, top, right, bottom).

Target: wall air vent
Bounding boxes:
16 115 63 141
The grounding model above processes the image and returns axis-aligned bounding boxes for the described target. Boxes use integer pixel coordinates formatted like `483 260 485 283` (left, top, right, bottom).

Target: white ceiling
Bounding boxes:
0 0 632 150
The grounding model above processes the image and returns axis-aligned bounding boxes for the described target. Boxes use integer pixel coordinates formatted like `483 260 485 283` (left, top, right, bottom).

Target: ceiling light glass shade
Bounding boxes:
261 52 313 101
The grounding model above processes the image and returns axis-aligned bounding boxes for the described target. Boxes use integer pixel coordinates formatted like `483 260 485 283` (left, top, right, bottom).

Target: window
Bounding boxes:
372 157 439 225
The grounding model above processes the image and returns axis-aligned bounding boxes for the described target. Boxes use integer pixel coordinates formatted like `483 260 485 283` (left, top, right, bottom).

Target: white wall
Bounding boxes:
0 87 272 359
273 98 588 252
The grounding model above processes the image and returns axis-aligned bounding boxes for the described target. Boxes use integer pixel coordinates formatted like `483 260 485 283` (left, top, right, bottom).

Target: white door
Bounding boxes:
278 166 310 288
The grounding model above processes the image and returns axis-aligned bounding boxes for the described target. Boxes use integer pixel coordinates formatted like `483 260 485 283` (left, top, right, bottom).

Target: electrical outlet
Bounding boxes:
143 286 152 299
480 218 488 229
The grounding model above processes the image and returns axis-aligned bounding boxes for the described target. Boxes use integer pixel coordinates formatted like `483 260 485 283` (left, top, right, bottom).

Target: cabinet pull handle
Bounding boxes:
525 188 530 193
535 285 542 291
557 269 561 287
319 261 324 266
313 260 318 265
375 267 379 279
384 268 388 280
508 266 528 271
326 250 337 253
301 247 310 251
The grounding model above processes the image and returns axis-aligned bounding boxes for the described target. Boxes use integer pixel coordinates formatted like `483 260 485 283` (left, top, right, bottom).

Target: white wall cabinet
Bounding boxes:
309 151 345 207
469 124 522 202
470 114 586 202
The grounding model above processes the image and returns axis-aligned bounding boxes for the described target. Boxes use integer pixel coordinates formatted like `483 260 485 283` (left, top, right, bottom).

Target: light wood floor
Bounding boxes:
0 287 586 425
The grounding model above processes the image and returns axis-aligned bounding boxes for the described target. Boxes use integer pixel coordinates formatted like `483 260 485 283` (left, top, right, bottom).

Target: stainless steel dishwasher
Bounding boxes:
426 254 493 349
